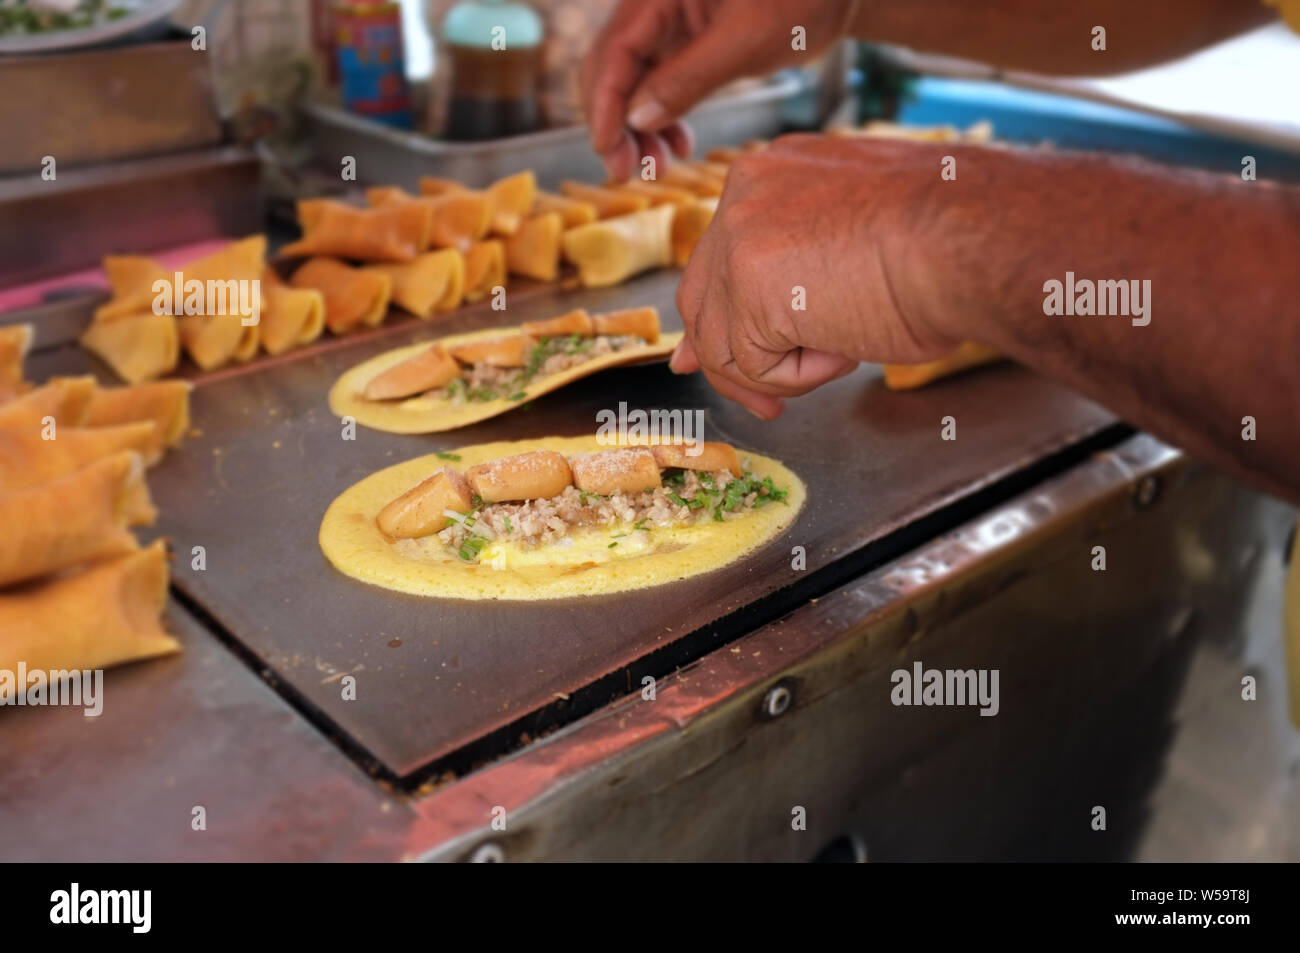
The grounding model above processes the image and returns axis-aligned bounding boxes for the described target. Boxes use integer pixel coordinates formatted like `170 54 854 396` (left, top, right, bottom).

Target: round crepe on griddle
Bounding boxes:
319 435 805 601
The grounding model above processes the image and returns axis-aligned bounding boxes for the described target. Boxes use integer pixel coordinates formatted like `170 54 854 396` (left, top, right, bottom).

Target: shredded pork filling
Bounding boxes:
437 468 775 552
433 334 641 403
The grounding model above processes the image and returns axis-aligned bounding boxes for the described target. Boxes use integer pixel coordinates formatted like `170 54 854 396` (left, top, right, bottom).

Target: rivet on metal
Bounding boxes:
1134 475 1160 508
763 684 793 719
469 842 505 863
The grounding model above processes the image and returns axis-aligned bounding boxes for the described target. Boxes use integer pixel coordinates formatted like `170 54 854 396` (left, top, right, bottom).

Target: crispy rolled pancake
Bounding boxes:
80 312 179 383
881 342 1004 390
450 335 529 368
283 198 428 262
705 146 743 164
178 312 257 371
0 541 178 686
652 441 742 477
521 309 592 338
370 186 491 253
486 170 538 236
363 344 461 401
467 450 572 503
610 178 697 207
1 323 32 400
291 257 392 334
0 450 151 587
364 248 465 319
260 268 325 355
0 376 96 430
319 435 805 601
593 307 659 342
376 467 474 539
571 447 661 495
660 163 725 197
503 212 563 282
417 176 460 196
672 197 719 267
463 240 506 303
0 421 158 492
330 325 682 434
560 181 648 219
84 380 190 463
562 205 675 288
94 255 171 322
533 190 597 227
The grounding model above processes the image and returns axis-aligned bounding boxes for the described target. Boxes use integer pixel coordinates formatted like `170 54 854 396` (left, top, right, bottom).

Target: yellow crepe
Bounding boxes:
330 326 683 434
504 212 563 282
84 380 190 463
0 541 178 686
93 255 170 322
660 163 725 197
291 257 392 334
283 198 428 262
610 178 698 207
486 170 537 236
463 240 506 303
80 311 179 384
0 450 151 587
561 205 675 288
260 268 325 355
0 323 32 401
671 197 718 267
319 435 805 601
364 248 465 319
560 181 649 219
0 376 96 430
881 342 1004 390
533 190 597 227
178 312 258 370
369 186 492 254
0 421 158 492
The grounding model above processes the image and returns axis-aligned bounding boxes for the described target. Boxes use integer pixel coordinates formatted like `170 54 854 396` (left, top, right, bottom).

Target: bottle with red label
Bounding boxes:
335 1 414 128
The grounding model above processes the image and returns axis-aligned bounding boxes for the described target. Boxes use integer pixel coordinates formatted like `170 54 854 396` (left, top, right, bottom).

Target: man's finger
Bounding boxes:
601 129 638 181
626 20 760 133
730 339 861 395
669 335 700 374
661 120 695 159
702 369 786 420
584 1 678 153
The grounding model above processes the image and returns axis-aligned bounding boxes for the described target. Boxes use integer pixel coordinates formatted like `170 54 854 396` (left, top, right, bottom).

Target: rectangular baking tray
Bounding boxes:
301 73 805 190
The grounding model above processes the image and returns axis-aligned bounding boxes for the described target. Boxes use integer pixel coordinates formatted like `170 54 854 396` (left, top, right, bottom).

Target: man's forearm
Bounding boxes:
920 147 1300 502
851 0 1272 75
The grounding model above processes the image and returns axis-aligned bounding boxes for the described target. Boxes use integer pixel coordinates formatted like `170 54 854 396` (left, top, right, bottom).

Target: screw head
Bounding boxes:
763 683 793 719
469 842 505 863
1134 475 1160 508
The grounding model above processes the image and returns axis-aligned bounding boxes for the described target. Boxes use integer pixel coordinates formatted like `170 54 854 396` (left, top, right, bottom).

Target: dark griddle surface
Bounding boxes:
91 270 1112 777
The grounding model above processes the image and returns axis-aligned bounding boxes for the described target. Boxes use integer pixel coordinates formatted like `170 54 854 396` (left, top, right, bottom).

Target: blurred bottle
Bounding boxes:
335 1 415 128
440 0 545 140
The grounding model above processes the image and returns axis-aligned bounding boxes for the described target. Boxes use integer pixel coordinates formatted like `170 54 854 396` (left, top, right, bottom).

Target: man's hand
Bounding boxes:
581 0 856 179
672 134 966 419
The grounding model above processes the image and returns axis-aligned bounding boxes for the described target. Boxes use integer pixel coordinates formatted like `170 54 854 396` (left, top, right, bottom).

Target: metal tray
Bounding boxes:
302 73 805 190
19 267 1119 780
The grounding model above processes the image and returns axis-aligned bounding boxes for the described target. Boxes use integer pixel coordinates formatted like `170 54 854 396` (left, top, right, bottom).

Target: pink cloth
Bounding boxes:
0 239 237 315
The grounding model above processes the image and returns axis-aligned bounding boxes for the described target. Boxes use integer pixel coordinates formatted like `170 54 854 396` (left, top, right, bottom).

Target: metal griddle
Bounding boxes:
30 268 1116 780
